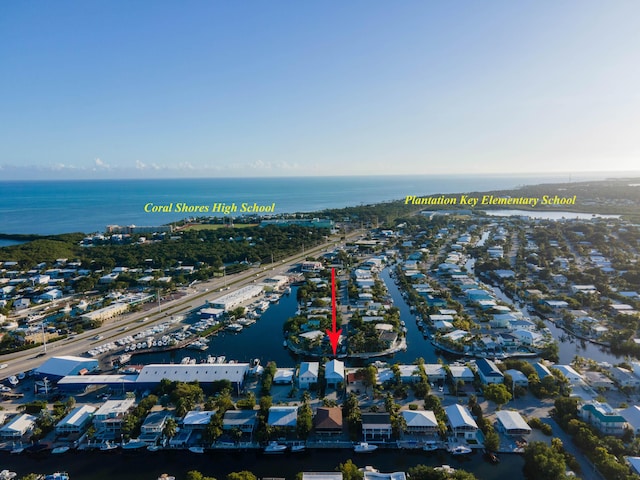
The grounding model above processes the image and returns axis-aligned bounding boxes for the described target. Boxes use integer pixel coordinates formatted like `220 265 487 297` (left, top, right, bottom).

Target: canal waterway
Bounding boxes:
0 447 525 480
379 267 443 364
133 288 301 368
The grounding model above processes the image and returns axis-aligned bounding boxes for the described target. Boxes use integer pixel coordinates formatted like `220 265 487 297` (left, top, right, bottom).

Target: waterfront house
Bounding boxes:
140 411 171 444
361 413 392 440
554 365 584 383
183 411 216 431
314 407 343 435
445 404 478 440
274 368 295 385
301 474 343 480
223 410 258 434
475 358 504 385
298 362 320 389
495 411 531 436
580 402 627 436
325 359 345 388
0 413 36 439
93 398 136 437
512 329 543 346
584 371 615 390
401 410 438 435
55 405 96 435
268 406 298 429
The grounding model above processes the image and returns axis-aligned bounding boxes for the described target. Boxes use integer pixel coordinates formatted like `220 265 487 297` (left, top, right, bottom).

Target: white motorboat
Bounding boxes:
44 474 69 480
51 446 70 454
7 376 18 386
449 445 472 455
122 439 146 450
290 442 306 453
188 446 205 454
100 441 118 451
225 323 243 332
354 442 378 453
423 441 439 451
0 470 17 480
264 441 287 454
147 445 161 451
157 475 175 480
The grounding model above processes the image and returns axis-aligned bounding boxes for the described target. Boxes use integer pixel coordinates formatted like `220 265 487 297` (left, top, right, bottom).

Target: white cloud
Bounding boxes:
94 158 110 169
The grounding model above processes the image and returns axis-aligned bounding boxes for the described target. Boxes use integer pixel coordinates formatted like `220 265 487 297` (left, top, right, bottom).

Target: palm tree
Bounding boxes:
162 417 178 440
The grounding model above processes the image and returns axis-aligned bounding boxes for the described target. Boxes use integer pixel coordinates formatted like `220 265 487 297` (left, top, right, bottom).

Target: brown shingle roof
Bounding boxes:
314 407 343 430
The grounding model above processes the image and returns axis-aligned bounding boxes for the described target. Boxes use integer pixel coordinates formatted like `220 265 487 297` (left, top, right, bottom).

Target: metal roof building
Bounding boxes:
35 355 99 380
495 410 532 436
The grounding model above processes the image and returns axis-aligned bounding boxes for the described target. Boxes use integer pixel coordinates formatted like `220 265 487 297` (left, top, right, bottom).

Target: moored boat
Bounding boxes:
188 446 205 453
354 442 378 453
449 445 472 455
121 439 146 450
264 441 287 454
51 446 70 454
99 441 118 451
0 470 17 480
423 440 438 451
290 442 306 453
44 473 69 480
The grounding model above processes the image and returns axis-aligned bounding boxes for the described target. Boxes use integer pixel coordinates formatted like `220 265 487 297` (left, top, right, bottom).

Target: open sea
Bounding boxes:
0 173 612 235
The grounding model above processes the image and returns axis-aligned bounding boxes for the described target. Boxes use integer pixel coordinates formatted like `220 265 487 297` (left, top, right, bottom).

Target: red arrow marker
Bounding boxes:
326 267 342 356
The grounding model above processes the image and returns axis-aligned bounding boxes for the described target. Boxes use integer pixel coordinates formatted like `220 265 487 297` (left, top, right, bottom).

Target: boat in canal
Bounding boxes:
264 441 287 454
99 441 118 451
44 473 70 480
354 442 378 453
121 439 146 450
423 440 439 451
51 446 70 454
449 445 472 455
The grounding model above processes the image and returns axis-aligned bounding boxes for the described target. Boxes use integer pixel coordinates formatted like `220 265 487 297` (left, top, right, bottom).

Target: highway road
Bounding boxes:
0 229 364 378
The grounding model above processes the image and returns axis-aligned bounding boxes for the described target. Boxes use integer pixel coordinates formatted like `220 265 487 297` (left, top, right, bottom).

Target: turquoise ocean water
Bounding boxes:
0 173 603 235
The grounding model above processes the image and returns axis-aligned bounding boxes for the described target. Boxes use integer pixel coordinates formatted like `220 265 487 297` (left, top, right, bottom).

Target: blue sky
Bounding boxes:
1 1 639 179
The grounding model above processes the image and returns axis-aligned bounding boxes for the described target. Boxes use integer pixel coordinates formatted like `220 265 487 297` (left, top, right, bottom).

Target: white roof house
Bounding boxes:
495 411 531 435
445 404 477 439
268 406 298 428
301 474 343 480
505 369 529 387
56 405 97 434
423 364 446 381
401 410 438 433
325 359 345 387
223 410 258 432
513 329 543 346
183 410 216 430
621 406 640 435
363 472 407 480
448 365 475 383
273 368 295 384
298 362 320 388
93 398 136 426
554 365 584 383
0 413 37 438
